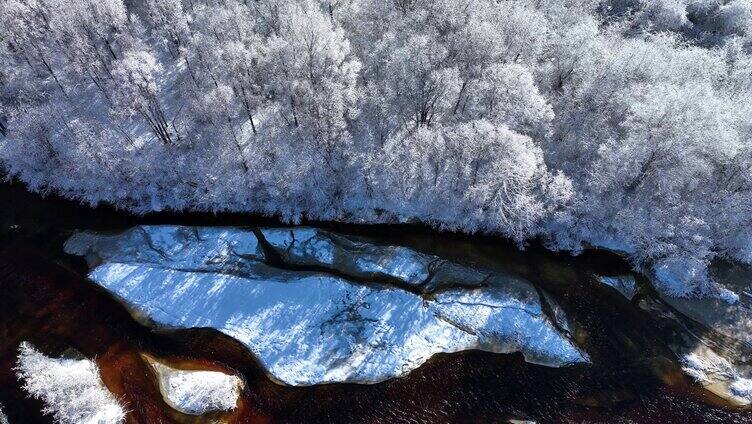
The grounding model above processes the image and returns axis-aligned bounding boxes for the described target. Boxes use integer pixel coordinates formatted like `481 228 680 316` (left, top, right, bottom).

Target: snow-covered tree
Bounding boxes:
1 0 752 299
16 342 126 424
111 48 176 144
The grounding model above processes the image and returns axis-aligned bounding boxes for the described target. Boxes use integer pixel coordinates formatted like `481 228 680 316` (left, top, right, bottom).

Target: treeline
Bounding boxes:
1 0 751 298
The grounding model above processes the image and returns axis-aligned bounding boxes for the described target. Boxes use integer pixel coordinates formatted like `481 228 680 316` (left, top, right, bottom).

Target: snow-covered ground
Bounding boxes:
67 225 589 385
15 342 126 424
144 355 243 415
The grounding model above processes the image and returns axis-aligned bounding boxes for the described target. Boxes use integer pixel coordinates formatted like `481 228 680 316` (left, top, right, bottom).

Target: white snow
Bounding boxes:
719 288 741 305
730 378 752 400
429 288 586 365
260 227 432 285
15 342 126 424
652 260 739 303
65 226 263 269
146 357 242 415
68 226 589 386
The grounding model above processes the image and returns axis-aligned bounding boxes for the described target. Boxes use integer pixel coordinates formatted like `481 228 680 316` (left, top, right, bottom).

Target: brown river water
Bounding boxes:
0 181 750 423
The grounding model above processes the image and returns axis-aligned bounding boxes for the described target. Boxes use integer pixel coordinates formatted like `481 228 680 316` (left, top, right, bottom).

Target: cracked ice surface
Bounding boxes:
260 227 433 286
67 225 589 385
65 226 263 271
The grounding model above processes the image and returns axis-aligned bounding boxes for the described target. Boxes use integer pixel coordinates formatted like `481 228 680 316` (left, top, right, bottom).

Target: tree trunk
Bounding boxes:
290 95 299 127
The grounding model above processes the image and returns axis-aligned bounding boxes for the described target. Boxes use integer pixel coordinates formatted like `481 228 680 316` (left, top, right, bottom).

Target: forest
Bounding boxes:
0 0 751 299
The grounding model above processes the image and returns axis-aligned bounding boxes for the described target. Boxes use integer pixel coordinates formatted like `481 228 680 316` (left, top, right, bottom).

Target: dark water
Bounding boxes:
0 181 750 423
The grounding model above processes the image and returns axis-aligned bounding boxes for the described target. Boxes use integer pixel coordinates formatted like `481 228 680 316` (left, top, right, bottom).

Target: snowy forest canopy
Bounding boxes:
0 0 751 298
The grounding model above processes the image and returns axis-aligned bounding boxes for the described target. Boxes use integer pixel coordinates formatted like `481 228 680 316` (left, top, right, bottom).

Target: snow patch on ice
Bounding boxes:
91 263 584 384
70 226 589 385
260 227 431 285
261 227 336 266
145 357 242 415
430 288 588 366
65 225 262 264
65 226 263 272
